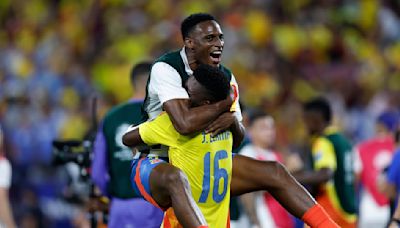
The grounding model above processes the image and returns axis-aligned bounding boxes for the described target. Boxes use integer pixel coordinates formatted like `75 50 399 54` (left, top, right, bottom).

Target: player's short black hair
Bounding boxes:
181 13 216 39
193 64 230 102
130 62 152 86
247 109 270 126
303 97 332 123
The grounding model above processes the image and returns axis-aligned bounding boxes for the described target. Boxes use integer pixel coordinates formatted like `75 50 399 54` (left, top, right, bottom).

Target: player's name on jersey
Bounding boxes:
201 131 230 144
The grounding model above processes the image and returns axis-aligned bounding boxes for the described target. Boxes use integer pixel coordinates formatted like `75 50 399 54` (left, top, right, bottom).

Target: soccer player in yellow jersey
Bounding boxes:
124 13 339 228
294 98 357 227
124 64 242 228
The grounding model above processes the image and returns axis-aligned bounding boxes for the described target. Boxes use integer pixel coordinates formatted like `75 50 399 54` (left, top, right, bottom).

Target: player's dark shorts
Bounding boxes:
130 157 167 210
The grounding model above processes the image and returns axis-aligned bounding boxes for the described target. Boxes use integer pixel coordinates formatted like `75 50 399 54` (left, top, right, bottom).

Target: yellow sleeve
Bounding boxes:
312 137 337 171
139 113 179 147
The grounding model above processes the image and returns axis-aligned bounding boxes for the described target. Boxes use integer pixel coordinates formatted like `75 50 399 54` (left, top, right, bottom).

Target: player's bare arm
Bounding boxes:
293 168 334 186
163 95 232 135
122 127 142 148
228 114 245 149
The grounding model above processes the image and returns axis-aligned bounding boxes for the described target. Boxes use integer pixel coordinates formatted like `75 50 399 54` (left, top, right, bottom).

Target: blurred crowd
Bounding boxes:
1 0 400 227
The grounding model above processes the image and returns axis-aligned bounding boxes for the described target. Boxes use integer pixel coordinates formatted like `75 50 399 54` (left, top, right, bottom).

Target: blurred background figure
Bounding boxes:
239 109 301 228
355 111 399 228
91 62 164 228
294 97 357 228
0 124 16 228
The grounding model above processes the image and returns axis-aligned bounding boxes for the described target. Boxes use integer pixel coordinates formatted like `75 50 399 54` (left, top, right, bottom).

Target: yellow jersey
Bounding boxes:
311 127 357 228
139 112 233 228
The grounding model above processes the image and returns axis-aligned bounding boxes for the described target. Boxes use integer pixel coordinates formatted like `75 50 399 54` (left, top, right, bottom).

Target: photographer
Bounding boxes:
91 62 163 228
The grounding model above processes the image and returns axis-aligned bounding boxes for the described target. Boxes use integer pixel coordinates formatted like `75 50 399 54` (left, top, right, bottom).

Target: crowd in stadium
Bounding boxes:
1 0 400 227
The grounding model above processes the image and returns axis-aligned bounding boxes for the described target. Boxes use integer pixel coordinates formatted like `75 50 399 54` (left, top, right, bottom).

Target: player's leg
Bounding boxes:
131 157 207 228
230 154 316 218
149 162 207 228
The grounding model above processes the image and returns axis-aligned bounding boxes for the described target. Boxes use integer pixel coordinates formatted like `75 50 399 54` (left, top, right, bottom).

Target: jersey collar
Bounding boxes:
310 126 338 142
323 125 338 135
180 47 193 76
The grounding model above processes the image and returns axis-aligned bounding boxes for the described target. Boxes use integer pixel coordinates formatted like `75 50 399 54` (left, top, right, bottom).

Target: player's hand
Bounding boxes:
218 88 235 112
389 221 399 228
285 153 303 173
86 196 109 213
206 112 235 136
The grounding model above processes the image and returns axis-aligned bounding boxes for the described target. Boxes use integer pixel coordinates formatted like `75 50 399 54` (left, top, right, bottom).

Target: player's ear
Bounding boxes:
185 37 194 50
203 100 211 105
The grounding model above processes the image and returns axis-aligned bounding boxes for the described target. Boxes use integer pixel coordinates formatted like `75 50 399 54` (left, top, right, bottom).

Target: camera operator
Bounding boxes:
91 62 163 228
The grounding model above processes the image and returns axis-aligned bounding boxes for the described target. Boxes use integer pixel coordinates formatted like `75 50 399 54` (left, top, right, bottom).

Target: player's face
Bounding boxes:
303 111 322 135
375 122 390 136
250 116 276 148
188 20 224 67
186 76 211 107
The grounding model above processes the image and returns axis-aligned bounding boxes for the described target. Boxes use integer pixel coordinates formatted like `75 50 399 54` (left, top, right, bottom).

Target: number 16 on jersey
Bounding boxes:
198 150 229 203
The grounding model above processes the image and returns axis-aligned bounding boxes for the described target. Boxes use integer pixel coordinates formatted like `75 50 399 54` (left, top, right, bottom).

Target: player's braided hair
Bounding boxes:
193 64 230 102
181 13 216 39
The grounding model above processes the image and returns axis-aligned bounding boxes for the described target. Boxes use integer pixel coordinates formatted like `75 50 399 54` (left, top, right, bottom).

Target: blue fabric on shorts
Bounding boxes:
130 157 166 201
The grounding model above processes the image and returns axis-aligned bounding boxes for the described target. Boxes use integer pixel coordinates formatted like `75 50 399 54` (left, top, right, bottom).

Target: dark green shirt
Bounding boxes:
101 100 143 199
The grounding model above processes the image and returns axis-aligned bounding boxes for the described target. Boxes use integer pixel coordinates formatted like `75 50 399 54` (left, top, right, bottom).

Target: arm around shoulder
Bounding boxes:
230 118 245 150
293 168 334 186
163 98 231 135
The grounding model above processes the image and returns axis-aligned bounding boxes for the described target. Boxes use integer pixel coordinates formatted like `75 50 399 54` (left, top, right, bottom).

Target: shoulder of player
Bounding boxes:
355 138 376 151
313 136 334 150
149 62 182 85
0 157 10 170
238 144 256 157
151 61 178 73
103 101 141 121
151 50 182 75
154 50 181 62
148 112 172 124
143 112 179 137
155 111 169 119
